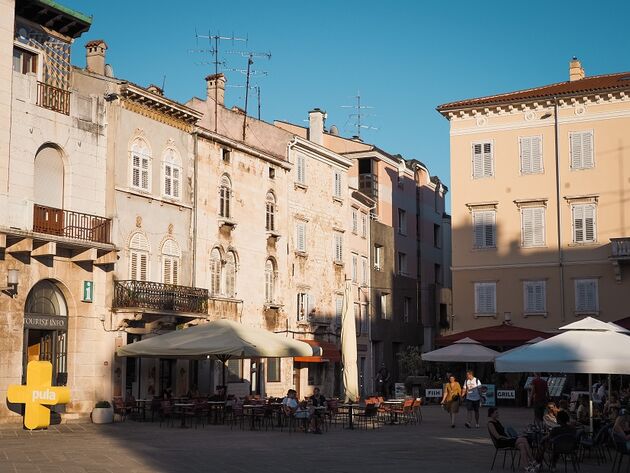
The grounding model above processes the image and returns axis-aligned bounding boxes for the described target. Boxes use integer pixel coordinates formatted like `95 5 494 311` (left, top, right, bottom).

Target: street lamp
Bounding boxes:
1 269 19 297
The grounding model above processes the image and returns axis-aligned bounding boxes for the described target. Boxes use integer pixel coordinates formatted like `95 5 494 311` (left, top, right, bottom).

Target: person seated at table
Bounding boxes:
281 389 299 415
576 396 590 426
543 402 559 429
613 409 630 448
558 399 569 413
535 410 577 470
161 386 173 400
487 407 538 472
604 394 621 422
186 384 200 399
309 387 326 434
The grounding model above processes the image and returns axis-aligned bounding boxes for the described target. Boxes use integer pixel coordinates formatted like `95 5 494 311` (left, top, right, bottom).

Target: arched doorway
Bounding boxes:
23 280 68 386
34 145 64 209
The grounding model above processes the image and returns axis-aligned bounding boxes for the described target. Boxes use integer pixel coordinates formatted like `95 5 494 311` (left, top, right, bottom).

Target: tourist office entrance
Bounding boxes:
22 281 68 387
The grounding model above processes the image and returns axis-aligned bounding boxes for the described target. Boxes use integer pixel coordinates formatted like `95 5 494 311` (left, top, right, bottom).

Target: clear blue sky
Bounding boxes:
64 0 630 210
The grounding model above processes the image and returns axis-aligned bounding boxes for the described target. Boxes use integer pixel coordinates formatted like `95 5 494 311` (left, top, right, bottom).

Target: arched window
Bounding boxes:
224 251 237 298
161 239 181 285
209 248 222 296
163 148 181 199
130 138 151 191
265 192 276 231
264 259 276 303
34 145 64 208
219 175 231 218
129 232 150 281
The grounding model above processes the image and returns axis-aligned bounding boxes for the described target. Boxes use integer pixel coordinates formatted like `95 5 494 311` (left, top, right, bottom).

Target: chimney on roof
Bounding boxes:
85 40 107 75
146 84 163 96
206 73 226 106
569 57 585 81
308 108 325 145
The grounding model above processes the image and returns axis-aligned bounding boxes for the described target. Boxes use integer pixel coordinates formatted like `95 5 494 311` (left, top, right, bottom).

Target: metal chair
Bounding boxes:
488 428 520 471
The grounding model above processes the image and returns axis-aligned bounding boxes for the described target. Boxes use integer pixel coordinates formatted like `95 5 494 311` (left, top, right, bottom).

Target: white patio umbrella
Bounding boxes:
421 337 500 363
495 316 630 432
117 318 320 386
340 280 359 402
500 337 546 356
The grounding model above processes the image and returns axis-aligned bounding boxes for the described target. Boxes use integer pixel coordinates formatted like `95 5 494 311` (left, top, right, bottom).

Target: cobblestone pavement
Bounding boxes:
0 406 615 473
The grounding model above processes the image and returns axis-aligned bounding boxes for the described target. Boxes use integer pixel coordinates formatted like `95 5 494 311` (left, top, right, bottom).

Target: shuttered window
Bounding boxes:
570 131 594 170
524 281 546 313
296 153 306 184
351 253 358 282
161 239 181 285
224 251 236 298
361 212 368 238
521 207 545 247
265 192 276 231
575 279 598 312
472 142 493 179
520 136 543 174
333 170 342 198
163 148 181 199
472 210 496 248
334 232 343 263
130 139 151 191
264 259 275 303
572 204 596 243
361 256 368 285
295 222 306 252
129 232 150 281
297 293 310 321
474 282 496 314
351 209 358 234
335 296 343 327
209 248 222 296
219 175 231 218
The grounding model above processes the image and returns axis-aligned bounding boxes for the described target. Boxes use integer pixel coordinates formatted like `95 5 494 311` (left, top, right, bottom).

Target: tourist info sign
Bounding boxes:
7 361 70 430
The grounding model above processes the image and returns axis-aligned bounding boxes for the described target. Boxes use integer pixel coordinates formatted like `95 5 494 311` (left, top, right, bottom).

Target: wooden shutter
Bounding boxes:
483 142 493 177
132 155 140 187
335 297 343 326
522 207 544 247
472 144 483 178
296 222 306 252
164 164 172 196
334 233 343 262
334 171 342 197
163 257 172 284
573 204 595 242
531 136 542 173
130 251 138 280
139 253 148 281
484 211 496 247
141 157 150 190
570 132 582 169
584 205 595 242
297 154 305 183
576 279 597 311
475 283 496 313
582 132 594 168
520 137 532 174
525 281 545 312
172 167 180 198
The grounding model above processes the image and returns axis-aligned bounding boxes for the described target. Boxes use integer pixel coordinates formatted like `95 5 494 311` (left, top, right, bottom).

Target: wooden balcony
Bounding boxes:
33 204 111 244
37 81 70 115
113 280 209 315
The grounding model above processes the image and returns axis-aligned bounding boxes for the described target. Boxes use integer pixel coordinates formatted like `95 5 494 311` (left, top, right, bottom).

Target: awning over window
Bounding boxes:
295 339 341 363
435 324 552 348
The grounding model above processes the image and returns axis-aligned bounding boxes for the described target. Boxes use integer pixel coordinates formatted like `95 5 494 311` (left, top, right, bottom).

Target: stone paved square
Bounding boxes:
0 407 616 473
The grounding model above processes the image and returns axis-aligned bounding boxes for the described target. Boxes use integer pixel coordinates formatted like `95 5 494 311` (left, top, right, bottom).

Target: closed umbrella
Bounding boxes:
341 280 359 402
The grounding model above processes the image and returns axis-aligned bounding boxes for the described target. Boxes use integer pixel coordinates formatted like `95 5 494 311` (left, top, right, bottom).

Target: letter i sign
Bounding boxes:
7 361 70 430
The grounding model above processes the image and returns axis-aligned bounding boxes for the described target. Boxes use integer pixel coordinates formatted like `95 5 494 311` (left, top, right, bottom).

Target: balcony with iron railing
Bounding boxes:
113 280 209 315
37 81 70 115
33 204 112 245
611 238 630 259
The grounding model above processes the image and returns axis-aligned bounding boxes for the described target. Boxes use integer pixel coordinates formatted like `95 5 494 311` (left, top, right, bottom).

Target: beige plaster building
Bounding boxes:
438 59 630 334
0 0 119 424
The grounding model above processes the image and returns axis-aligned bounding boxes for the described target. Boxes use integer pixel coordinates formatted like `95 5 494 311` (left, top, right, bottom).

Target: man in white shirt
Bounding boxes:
462 370 482 428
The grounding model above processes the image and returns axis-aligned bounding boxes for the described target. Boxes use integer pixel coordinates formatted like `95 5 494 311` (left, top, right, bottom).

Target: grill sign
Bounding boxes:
497 390 516 400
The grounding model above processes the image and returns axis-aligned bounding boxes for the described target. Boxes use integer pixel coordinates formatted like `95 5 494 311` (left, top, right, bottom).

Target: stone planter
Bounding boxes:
91 407 114 424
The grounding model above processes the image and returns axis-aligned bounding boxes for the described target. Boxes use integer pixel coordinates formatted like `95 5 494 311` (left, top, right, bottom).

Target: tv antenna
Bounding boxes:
193 30 248 131
341 90 378 138
226 84 262 120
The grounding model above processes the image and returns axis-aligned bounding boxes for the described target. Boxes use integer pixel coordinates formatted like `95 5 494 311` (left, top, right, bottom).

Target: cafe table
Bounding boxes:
173 403 194 428
339 404 361 430
206 401 226 424
134 399 151 421
381 399 404 424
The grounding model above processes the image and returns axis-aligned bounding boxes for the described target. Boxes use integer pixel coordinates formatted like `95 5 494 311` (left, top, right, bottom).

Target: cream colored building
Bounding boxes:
438 59 630 334
0 1 119 424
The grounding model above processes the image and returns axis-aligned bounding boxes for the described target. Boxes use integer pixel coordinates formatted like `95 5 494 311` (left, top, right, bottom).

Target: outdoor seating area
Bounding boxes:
110 394 424 434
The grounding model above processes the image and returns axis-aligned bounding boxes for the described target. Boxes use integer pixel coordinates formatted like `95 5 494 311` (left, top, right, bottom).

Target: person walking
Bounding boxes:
440 374 462 428
462 369 482 428
529 373 549 427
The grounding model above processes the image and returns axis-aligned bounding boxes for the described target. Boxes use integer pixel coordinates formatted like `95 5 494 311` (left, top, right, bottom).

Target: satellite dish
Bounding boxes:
104 64 114 78
329 125 339 136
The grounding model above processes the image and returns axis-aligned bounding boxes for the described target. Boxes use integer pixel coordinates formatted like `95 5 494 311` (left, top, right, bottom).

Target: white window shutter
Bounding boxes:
520 137 532 174
130 251 138 280
522 208 534 247
533 207 545 245
163 257 172 284
473 144 483 178
582 132 594 168
483 142 493 177
172 259 179 285
141 157 150 190
485 211 496 247
531 136 542 173
573 205 584 242
139 253 148 281
570 133 583 169
173 167 180 198
132 156 140 187
584 205 595 242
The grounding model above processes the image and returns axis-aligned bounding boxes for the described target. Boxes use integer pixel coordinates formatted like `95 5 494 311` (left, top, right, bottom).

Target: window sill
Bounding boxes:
568 241 597 247
574 310 599 317
264 302 283 310
472 246 497 251
294 251 308 258
473 313 497 318
570 167 595 172
218 218 237 229
332 196 343 204
266 231 281 240
333 261 344 267
294 182 308 191
209 295 243 303
521 245 548 249
523 312 547 318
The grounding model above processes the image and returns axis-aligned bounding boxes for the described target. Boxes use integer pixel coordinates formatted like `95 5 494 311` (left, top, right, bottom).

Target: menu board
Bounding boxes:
547 376 566 397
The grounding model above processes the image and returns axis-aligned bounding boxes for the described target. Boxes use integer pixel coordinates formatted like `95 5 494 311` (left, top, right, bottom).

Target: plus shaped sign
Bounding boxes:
7 361 70 430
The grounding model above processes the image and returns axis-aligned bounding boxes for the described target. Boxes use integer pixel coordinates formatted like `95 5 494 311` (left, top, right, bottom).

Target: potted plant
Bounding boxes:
91 400 114 424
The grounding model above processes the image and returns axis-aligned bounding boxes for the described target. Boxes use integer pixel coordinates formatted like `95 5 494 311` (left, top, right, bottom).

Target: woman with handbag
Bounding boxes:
441 374 462 428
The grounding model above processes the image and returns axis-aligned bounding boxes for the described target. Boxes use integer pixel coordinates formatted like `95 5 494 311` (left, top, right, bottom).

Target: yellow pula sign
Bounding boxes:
7 361 70 430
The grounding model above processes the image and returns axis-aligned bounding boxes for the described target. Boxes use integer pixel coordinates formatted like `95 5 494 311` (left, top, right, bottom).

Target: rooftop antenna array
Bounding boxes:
341 90 378 138
191 32 271 135
192 30 247 132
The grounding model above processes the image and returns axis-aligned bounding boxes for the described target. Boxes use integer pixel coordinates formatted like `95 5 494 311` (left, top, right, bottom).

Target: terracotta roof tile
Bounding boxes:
437 72 630 113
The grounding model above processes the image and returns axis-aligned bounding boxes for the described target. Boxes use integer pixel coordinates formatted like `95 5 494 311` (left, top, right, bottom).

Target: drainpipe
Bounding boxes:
192 131 199 287
553 98 566 321
366 201 376 395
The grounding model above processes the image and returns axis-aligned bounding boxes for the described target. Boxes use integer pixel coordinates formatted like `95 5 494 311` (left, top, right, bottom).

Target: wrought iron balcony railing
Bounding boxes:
33 204 112 244
611 238 630 258
37 81 70 115
113 280 209 315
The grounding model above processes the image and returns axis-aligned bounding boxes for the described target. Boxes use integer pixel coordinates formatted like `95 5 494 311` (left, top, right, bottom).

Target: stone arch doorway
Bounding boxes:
22 280 68 386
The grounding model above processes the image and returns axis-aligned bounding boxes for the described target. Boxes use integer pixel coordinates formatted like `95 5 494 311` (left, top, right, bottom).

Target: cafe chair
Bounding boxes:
549 433 579 473
488 428 520 471
611 432 630 473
